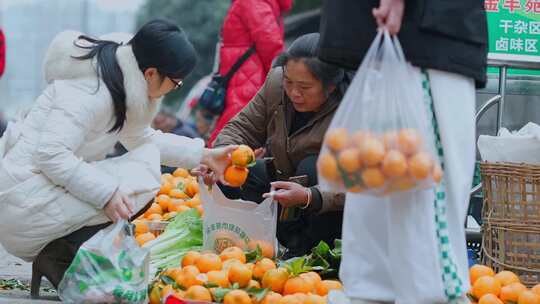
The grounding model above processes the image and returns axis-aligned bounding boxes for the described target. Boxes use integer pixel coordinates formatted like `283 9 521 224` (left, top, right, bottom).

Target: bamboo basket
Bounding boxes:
480 162 540 286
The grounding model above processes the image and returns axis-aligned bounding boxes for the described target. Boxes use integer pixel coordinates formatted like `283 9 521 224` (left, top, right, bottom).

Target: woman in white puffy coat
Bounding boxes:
0 19 235 289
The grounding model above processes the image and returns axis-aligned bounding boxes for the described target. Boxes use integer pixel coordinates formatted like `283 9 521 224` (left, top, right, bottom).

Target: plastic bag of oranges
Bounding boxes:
198 178 278 257
317 30 441 196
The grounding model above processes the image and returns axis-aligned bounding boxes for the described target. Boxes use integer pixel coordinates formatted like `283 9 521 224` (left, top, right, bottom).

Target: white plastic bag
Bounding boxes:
58 221 149 304
318 30 441 196
478 122 540 164
199 178 278 256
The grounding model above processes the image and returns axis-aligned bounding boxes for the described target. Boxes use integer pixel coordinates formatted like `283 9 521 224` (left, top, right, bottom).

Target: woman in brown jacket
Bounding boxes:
213 33 350 257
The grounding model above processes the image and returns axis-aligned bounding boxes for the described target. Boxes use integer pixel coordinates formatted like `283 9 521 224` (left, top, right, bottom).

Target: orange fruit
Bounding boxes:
478 294 503 304
248 279 260 289
387 176 416 192
231 145 256 167
382 150 408 178
183 265 201 276
185 180 199 197
248 240 275 258
185 285 212 302
173 168 190 178
397 129 422 155
155 194 172 212
337 148 362 173
162 173 174 181
532 284 540 295
207 270 230 288
325 128 348 151
500 282 527 303
260 292 282 304
432 163 443 183
299 272 321 292
161 284 175 299
361 167 386 188
149 285 161 304
318 153 340 181
351 130 373 147
225 166 249 187
169 188 189 199
228 263 252 288
358 137 385 166
220 246 247 264
472 276 502 298
224 289 252 304
170 204 191 213
494 270 520 286
186 197 202 208
145 203 163 217
133 220 149 235
196 253 223 273
315 280 343 296
283 276 313 295
382 131 398 149
277 295 303 304
182 251 201 267
347 184 364 193
470 265 495 285
519 290 540 304
245 262 255 272
146 213 163 221
163 211 178 221
253 258 277 279
305 294 326 304
222 259 244 272
135 232 155 246
408 152 433 180
159 182 174 195
262 268 290 293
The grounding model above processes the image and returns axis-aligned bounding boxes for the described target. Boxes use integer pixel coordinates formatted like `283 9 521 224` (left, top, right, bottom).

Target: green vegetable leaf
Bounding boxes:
245 245 263 263
212 287 233 303
161 275 175 286
204 282 219 289
245 287 270 302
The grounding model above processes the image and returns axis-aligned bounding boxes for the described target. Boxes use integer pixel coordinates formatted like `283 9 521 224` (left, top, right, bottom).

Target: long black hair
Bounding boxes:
73 19 198 132
273 33 350 96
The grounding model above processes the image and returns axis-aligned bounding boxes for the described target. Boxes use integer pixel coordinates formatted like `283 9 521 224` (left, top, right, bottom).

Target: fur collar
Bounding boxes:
43 30 159 124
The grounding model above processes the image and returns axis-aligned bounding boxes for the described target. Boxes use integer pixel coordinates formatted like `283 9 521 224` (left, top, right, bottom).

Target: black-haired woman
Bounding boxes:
213 33 350 258
0 20 234 288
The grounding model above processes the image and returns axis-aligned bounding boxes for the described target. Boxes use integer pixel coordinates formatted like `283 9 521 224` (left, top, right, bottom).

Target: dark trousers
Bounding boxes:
219 156 343 258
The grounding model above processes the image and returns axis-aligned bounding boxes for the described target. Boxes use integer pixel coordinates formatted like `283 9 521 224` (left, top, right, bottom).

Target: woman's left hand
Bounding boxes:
201 145 238 185
263 181 309 208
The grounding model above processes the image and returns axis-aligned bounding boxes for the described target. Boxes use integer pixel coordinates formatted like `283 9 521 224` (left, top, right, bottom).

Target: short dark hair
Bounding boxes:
274 33 345 92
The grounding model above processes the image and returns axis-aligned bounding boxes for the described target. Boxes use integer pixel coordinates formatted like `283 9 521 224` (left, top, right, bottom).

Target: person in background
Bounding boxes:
213 33 349 257
0 28 5 78
207 0 293 145
318 0 487 303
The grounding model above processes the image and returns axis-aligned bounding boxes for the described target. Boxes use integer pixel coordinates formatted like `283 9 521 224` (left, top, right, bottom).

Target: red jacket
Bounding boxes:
208 0 292 145
0 29 5 77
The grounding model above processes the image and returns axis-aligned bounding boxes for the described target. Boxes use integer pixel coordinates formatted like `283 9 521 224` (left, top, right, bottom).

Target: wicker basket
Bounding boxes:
480 162 540 286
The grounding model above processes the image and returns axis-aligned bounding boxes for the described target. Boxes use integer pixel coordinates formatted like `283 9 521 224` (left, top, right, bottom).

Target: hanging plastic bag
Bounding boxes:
318 29 441 196
58 221 149 304
199 178 278 257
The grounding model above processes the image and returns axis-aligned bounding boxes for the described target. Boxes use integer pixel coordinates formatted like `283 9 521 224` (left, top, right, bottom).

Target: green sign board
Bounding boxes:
486 0 540 75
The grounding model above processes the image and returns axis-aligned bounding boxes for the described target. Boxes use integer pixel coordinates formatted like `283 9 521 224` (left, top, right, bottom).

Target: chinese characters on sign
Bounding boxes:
486 0 540 59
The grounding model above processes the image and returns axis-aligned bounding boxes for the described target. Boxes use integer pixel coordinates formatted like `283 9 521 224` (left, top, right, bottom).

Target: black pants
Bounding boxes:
220 156 343 258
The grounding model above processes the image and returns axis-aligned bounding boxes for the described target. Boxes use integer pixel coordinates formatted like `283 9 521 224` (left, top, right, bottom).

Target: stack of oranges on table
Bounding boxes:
468 264 540 304
224 145 256 188
149 246 343 304
318 128 442 194
133 167 205 246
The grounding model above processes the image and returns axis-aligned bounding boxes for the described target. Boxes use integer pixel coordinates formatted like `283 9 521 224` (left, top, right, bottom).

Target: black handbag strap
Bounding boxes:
221 45 256 86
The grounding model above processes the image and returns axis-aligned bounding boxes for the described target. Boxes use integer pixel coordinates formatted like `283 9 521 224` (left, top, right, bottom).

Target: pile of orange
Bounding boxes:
318 128 442 194
468 264 540 304
133 167 205 246
224 145 255 188
149 246 343 304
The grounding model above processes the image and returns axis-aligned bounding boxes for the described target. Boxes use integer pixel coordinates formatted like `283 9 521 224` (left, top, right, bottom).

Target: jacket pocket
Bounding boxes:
420 0 487 45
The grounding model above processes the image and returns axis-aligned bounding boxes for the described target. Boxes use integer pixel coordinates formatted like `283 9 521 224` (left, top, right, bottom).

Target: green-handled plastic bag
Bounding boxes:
58 220 149 303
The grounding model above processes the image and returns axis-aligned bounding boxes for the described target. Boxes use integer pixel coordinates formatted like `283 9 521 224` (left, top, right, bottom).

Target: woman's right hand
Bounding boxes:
104 189 134 222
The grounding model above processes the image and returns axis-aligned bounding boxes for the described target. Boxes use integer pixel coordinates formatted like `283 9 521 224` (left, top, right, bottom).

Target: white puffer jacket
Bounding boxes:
0 31 204 261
